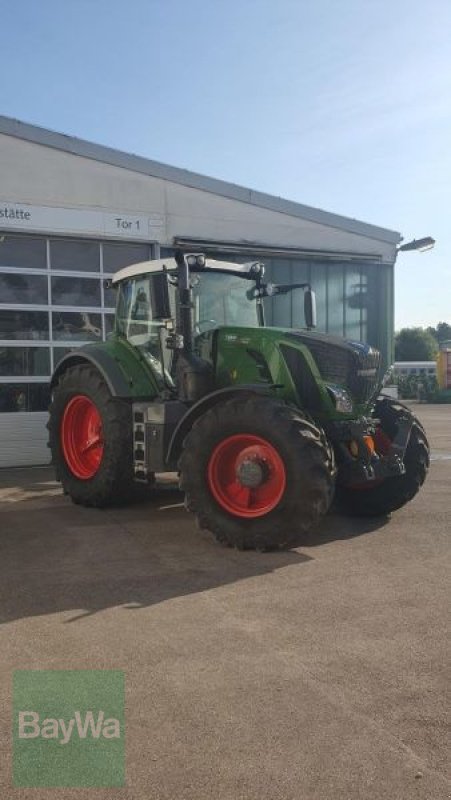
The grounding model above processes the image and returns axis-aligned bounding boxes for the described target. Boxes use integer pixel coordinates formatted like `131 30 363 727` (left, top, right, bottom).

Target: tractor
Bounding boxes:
48 251 430 550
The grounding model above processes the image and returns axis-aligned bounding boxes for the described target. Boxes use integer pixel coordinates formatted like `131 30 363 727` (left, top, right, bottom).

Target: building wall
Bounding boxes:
0 130 396 467
0 133 397 261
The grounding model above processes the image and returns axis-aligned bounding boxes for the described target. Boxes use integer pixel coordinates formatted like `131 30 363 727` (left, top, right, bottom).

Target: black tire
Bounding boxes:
48 364 152 507
179 395 336 550
336 398 430 517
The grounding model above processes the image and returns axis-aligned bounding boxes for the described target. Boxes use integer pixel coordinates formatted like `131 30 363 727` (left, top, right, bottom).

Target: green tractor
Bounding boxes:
48 251 429 550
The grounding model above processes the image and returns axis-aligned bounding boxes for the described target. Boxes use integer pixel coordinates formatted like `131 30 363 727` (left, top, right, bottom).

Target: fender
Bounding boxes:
50 342 159 399
166 384 275 467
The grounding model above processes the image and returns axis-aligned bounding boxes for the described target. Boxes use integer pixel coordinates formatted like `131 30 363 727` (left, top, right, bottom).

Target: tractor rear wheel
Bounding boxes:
179 395 336 550
48 363 152 507
336 398 430 517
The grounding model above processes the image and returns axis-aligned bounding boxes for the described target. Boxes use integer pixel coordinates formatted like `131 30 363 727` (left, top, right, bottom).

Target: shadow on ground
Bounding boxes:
0 473 389 625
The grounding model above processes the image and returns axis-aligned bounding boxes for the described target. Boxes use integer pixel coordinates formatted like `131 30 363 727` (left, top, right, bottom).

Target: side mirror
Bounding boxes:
304 289 317 329
150 273 171 319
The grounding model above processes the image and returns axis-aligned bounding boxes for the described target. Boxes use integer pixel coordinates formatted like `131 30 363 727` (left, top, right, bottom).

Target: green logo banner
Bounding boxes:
13 670 125 787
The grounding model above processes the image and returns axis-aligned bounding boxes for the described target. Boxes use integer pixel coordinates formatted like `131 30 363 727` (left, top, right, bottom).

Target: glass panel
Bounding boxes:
50 239 100 272
271 259 292 327
104 314 114 337
0 382 50 412
0 310 49 340
261 257 274 325
289 260 309 329
103 242 150 273
344 264 362 342
53 347 72 368
360 266 368 342
116 275 176 335
0 234 47 269
0 347 50 376
191 272 260 330
0 272 48 304
327 264 344 336
159 247 174 259
51 276 100 307
116 275 176 387
103 281 117 308
365 262 385 356
309 262 327 332
52 311 102 341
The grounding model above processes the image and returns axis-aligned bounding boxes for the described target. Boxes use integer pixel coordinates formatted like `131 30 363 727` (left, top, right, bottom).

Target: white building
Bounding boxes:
0 115 400 467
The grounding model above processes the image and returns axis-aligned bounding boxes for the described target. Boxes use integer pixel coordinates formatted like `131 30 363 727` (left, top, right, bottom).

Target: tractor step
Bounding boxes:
132 401 185 479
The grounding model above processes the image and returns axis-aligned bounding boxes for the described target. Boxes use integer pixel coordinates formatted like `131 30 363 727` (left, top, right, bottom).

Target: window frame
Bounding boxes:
0 232 156 394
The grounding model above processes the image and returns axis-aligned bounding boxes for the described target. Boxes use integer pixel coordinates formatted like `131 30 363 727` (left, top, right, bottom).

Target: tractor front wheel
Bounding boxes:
48 364 151 507
179 395 336 550
335 398 430 517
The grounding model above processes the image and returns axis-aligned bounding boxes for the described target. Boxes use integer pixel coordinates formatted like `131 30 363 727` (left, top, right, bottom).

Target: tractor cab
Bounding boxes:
111 252 316 397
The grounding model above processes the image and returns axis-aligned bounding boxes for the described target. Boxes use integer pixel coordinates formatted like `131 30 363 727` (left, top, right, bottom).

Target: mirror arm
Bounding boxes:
261 282 311 297
276 282 310 295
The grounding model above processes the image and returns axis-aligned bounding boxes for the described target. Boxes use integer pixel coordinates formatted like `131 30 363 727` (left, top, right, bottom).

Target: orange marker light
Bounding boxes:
363 435 375 454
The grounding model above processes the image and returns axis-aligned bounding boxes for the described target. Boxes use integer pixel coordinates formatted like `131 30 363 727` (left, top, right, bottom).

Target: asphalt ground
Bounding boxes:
0 403 449 799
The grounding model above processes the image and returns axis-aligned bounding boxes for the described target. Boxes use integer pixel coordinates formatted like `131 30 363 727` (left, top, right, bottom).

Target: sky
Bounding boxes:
1 0 450 329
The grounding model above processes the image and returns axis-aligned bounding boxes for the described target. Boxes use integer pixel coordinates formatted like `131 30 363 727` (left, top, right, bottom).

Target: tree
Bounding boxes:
426 322 451 344
395 328 438 361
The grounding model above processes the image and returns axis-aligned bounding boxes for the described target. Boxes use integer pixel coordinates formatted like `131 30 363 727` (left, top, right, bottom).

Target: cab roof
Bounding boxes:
112 257 258 284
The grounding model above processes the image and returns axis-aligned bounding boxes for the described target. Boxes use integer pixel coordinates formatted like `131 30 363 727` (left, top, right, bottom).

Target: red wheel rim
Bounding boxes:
207 434 286 518
61 395 104 479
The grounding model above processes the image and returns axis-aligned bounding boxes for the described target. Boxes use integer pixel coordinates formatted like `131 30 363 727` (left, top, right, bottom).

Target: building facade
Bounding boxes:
0 116 401 467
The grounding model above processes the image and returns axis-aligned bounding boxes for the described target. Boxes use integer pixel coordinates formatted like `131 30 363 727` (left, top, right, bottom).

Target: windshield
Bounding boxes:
191 271 259 331
115 270 260 379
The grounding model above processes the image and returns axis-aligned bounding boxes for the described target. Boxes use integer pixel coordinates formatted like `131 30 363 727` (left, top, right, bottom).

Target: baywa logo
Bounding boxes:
18 709 120 745
13 670 125 787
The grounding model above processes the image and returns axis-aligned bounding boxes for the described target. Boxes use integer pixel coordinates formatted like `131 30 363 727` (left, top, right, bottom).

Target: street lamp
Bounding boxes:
397 236 435 253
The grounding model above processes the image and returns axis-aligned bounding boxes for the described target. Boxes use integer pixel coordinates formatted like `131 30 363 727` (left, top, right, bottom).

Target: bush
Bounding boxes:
395 374 437 400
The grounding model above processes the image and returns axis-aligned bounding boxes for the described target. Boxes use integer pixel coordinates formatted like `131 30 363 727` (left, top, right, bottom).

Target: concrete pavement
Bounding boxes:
0 404 449 799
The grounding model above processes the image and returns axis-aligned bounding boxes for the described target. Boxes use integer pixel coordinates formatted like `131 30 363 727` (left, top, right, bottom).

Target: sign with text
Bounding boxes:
0 201 165 242
13 669 125 787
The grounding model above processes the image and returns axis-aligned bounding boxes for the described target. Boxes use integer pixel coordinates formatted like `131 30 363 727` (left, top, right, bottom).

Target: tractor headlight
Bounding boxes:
326 385 354 413
186 253 206 268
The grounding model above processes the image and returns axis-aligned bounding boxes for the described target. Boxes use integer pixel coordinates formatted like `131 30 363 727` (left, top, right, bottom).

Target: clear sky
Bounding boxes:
1 0 450 329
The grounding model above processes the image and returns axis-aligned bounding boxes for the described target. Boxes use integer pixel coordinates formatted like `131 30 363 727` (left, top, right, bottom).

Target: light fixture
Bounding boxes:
397 236 435 253
186 253 206 268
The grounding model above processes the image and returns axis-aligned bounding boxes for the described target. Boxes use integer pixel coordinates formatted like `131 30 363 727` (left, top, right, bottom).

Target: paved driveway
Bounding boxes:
0 404 449 799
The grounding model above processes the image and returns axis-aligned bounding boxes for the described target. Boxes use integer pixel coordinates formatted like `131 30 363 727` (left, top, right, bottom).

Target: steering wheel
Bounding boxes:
195 319 217 334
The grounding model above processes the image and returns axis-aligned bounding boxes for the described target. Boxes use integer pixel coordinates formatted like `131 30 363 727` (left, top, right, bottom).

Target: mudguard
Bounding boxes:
49 341 160 399
166 384 274 466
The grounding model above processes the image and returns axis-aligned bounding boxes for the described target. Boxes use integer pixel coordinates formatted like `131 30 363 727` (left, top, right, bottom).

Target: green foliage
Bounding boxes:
395 327 438 361
395 373 437 400
427 321 451 345
428 388 451 404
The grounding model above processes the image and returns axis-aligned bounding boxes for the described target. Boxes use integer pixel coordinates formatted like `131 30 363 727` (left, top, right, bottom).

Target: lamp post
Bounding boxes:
397 236 435 253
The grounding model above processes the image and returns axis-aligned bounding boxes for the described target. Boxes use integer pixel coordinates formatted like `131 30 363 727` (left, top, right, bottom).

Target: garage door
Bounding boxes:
0 232 155 468
0 412 50 468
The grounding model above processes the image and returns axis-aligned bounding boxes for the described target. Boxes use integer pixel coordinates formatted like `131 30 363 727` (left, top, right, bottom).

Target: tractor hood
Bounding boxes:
283 329 382 405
